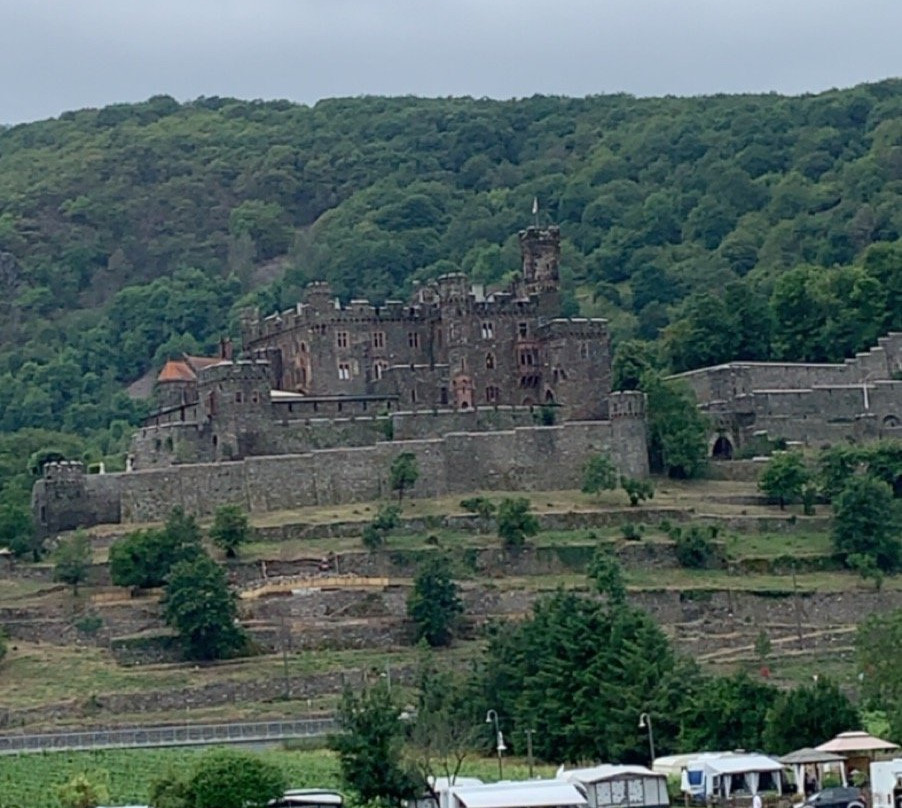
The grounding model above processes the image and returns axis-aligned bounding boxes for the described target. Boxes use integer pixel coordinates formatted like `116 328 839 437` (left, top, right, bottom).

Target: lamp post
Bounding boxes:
524 728 535 778
638 712 655 766
486 709 506 779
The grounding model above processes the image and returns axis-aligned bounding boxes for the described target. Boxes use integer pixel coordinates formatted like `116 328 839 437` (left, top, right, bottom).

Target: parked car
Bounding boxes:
798 786 866 808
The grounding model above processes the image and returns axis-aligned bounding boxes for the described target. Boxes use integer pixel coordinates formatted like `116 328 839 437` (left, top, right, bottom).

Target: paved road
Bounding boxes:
0 716 336 755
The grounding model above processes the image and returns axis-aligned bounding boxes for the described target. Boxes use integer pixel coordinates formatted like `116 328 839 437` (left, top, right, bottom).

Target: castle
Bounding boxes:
671 332 902 457
32 227 649 536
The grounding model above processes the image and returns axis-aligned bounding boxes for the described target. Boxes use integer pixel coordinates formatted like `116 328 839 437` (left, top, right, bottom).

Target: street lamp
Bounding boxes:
638 712 655 765
486 709 506 779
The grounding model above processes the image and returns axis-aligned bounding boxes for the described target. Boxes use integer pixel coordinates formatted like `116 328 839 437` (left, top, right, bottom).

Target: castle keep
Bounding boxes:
32 227 649 536
241 225 609 419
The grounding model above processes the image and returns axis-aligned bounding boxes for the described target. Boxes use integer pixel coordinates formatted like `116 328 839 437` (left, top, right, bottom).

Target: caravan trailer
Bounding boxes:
871 759 902 808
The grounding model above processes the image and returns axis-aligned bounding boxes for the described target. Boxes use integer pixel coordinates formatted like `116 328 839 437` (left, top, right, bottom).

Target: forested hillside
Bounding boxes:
0 83 900 495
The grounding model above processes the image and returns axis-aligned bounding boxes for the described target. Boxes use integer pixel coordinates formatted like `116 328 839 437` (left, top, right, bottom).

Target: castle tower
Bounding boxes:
33 460 88 536
519 226 561 315
609 391 649 478
519 226 561 293
197 360 272 461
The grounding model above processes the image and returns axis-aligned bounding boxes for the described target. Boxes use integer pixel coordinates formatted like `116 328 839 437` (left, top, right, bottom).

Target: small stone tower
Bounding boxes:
33 461 88 536
609 390 649 478
197 360 273 461
519 226 561 315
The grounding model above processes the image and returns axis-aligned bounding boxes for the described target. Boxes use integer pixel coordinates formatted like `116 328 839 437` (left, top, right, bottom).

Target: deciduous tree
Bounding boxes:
833 476 900 572
581 453 618 497
330 679 417 807
53 529 92 595
758 451 810 509
163 553 247 661
390 452 419 502
209 504 252 559
407 554 464 647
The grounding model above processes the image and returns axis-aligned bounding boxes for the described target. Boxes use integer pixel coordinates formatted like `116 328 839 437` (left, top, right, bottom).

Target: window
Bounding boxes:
411 388 418 404
235 392 243 403
486 353 495 370
440 387 449 405
486 386 501 403
372 331 385 349
518 322 528 338
373 360 389 380
519 349 537 367
481 321 494 340
408 332 420 349
336 331 349 349
338 363 351 380
579 342 590 359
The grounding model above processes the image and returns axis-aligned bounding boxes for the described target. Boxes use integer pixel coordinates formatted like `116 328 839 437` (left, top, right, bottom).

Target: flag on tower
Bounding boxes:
532 196 539 216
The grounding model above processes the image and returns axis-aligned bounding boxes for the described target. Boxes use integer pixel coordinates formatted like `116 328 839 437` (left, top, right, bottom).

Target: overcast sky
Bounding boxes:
2 0 900 125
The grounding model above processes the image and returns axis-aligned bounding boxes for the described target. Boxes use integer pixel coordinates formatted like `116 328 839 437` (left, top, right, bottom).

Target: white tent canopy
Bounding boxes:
450 780 587 808
684 754 784 799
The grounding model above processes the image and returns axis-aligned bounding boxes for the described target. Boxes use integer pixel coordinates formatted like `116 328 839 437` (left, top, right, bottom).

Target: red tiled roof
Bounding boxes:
157 360 197 383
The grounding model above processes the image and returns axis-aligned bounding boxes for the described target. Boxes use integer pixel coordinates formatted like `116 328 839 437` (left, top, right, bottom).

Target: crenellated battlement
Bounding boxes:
609 390 647 419
43 460 86 483
196 359 270 387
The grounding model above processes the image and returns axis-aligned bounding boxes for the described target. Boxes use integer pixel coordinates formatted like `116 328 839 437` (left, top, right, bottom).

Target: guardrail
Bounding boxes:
0 717 337 755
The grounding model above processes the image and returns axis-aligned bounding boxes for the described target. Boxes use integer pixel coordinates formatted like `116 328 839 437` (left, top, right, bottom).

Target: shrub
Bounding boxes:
460 496 497 520
497 497 539 549
621 476 655 506
674 525 716 569
209 504 252 558
620 522 643 541
581 454 618 497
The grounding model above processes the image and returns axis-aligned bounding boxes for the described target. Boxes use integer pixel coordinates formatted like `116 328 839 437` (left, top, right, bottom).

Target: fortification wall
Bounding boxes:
391 407 536 440
77 420 643 526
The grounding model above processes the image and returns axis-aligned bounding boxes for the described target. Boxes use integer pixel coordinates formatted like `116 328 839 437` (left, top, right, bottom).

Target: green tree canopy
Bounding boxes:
762 677 858 754
496 497 539 549
163 553 248 661
52 530 92 595
407 554 464 647
150 748 286 808
758 451 810 509
389 452 419 502
208 504 252 559
642 374 708 479
329 679 417 807
109 507 204 589
833 476 901 572
481 590 692 763
581 453 619 497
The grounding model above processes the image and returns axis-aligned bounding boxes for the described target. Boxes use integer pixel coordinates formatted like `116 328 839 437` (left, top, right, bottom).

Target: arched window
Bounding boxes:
486 353 495 370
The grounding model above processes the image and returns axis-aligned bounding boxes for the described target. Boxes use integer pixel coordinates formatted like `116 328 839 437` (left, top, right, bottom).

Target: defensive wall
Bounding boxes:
671 332 902 454
33 393 648 533
131 405 550 470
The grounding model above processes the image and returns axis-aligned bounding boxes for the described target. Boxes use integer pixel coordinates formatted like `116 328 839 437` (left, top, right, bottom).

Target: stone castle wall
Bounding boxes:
672 332 902 454
35 417 646 531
